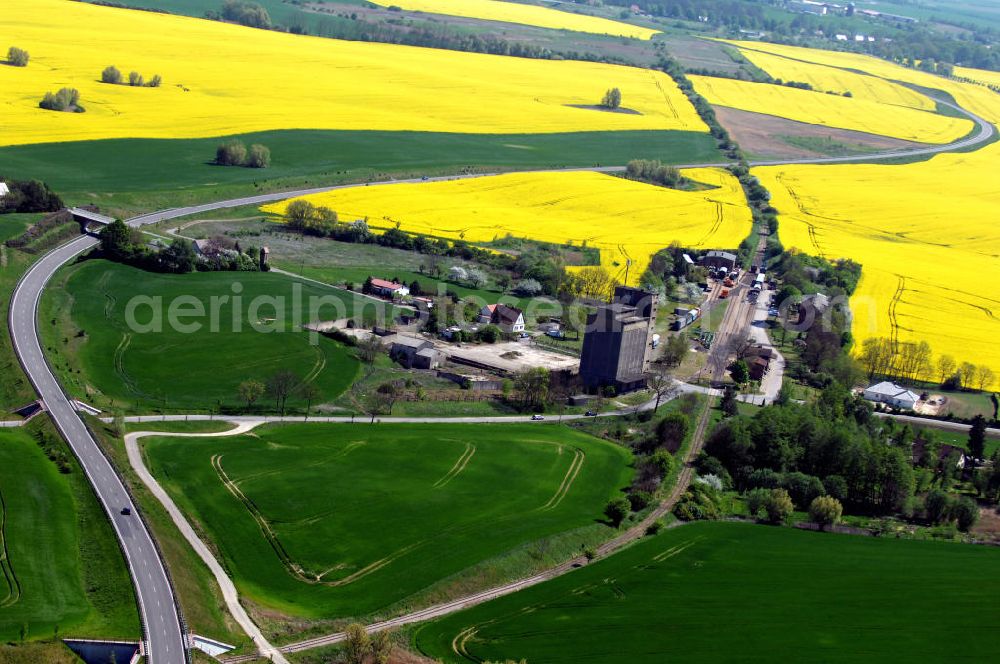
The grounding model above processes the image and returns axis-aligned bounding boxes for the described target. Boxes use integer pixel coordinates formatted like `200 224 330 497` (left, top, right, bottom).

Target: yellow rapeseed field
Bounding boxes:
0 0 702 147
367 0 659 40
954 65 1000 88
702 40 1000 376
689 75 970 143
262 170 752 285
727 40 1000 126
728 46 936 110
756 144 1000 377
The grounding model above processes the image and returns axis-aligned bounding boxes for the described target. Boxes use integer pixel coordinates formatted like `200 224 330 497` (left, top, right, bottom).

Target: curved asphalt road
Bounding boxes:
8 90 994 663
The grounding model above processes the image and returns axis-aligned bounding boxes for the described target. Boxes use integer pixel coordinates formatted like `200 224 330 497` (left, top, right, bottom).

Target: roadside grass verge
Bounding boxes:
0 422 137 643
0 214 48 414
140 422 633 625
87 418 250 651
413 520 1000 663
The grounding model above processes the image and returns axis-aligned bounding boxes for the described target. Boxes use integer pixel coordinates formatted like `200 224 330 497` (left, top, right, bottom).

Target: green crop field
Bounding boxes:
1 129 720 215
41 259 363 413
0 427 137 642
414 521 1000 663
142 422 633 618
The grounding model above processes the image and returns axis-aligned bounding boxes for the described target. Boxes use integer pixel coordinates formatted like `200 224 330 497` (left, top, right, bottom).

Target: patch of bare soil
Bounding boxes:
971 505 1000 543
715 106 923 160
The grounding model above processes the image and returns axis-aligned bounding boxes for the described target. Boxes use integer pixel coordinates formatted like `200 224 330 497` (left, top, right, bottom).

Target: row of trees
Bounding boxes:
859 336 995 393
7 46 29 67
0 178 62 214
237 371 322 415
39 87 83 113
217 0 272 29
101 65 161 88
624 159 684 189
279 202 572 298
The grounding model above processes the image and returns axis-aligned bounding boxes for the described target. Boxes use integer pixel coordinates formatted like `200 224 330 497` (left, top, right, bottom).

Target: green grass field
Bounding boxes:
0 427 137 642
1 129 720 216
142 422 633 619
41 259 363 413
414 521 1000 663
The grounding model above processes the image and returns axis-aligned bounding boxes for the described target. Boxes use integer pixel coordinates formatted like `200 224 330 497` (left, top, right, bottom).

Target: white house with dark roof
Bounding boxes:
863 381 919 410
479 304 525 334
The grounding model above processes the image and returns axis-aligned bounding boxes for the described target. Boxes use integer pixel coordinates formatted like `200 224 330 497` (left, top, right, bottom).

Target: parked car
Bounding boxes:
531 414 545 421
585 410 598 417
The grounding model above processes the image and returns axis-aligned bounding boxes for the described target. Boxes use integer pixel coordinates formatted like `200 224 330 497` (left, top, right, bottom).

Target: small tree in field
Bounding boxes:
298 382 321 415
237 379 264 410
808 496 843 530
101 65 122 84
128 71 144 87
246 143 271 168
7 46 29 67
601 87 622 109
265 370 298 414
147 74 162 88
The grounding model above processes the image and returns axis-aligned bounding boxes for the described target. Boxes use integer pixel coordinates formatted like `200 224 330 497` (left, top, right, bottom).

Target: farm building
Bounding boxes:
389 335 441 369
863 381 919 410
368 278 410 299
701 250 738 271
479 304 526 334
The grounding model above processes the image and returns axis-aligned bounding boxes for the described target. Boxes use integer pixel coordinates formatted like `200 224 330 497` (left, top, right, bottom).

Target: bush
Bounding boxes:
645 519 665 536
673 482 723 521
246 143 271 168
627 490 653 511
781 472 825 509
101 65 122 84
147 74 162 88
808 496 843 529
39 88 82 112
951 497 979 532
128 71 144 87
7 46 29 67
604 497 630 527
744 488 770 519
216 140 248 166
763 488 794 524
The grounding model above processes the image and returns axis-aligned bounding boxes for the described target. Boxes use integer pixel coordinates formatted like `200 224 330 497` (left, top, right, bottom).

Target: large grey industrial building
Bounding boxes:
579 286 658 394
